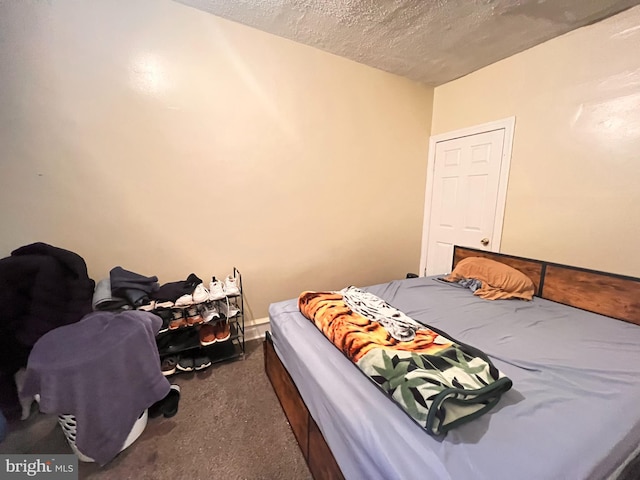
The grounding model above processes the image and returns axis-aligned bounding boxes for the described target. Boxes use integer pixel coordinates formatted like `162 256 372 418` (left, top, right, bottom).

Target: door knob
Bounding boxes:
480 238 489 246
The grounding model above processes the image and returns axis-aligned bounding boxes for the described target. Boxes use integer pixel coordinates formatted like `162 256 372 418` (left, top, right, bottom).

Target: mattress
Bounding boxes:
269 276 640 480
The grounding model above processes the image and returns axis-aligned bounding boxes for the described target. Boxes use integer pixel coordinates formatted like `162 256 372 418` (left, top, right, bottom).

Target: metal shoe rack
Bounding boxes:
214 267 245 363
156 268 245 368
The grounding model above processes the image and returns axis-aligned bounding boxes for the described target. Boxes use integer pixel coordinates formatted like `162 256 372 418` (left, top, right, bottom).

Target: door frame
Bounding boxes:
419 116 516 276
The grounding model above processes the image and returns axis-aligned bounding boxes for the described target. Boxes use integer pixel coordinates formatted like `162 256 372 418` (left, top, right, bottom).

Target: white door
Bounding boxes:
420 118 514 276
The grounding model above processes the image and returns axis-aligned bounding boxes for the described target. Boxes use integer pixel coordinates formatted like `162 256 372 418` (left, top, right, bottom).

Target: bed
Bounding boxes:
264 246 640 480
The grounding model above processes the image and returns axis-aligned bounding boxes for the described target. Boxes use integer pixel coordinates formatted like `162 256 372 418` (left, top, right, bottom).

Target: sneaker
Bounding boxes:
228 298 240 318
208 277 226 301
214 320 231 342
217 297 239 319
155 308 174 334
199 324 216 346
149 384 181 419
155 300 175 309
217 297 228 319
201 303 220 323
174 294 193 308
161 356 178 376
194 355 212 371
185 307 204 326
191 283 210 304
157 329 198 355
176 356 194 372
169 309 187 330
224 274 240 297
137 300 156 312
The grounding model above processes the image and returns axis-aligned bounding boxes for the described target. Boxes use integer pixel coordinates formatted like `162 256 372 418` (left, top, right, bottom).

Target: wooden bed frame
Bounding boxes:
264 246 640 479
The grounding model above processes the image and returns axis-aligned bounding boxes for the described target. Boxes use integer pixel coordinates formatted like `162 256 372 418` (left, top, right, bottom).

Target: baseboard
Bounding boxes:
245 316 270 341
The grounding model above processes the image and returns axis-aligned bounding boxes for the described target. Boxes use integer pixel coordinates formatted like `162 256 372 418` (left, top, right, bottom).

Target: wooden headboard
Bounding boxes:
452 246 640 326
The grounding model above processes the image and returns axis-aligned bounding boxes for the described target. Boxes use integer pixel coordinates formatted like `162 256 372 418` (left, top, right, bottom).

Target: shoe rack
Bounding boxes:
156 268 245 372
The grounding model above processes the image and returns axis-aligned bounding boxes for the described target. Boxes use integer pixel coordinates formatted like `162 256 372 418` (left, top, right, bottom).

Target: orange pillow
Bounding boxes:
443 257 535 300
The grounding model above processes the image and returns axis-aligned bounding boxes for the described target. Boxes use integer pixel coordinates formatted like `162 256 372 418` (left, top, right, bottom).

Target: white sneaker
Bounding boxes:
155 300 175 309
192 283 210 304
217 298 228 319
224 274 240 297
137 300 156 312
228 299 240 318
217 297 239 319
174 294 193 308
202 303 220 323
208 277 226 301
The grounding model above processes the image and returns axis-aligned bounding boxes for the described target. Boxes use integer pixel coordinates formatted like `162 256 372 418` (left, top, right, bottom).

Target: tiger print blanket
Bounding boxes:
298 286 513 436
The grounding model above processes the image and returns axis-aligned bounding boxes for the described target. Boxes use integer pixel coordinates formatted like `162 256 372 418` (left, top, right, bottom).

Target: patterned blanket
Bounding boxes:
298 287 513 436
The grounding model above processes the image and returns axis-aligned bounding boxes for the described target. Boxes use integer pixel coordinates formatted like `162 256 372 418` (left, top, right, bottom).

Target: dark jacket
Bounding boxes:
0 242 95 417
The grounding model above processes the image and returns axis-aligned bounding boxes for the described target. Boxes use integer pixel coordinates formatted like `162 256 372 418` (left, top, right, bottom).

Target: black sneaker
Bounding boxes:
194 355 212 371
162 385 181 418
155 308 174 334
176 356 194 372
156 328 198 356
148 385 181 419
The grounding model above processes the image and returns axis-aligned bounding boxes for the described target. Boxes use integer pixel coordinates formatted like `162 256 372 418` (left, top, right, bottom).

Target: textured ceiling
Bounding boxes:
174 0 640 86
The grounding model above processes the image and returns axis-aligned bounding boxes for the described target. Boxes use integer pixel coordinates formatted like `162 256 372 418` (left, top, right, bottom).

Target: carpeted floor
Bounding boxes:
0 339 312 480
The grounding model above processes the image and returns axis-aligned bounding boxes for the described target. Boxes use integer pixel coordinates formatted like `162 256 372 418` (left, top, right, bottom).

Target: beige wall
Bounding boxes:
0 0 433 319
431 6 640 277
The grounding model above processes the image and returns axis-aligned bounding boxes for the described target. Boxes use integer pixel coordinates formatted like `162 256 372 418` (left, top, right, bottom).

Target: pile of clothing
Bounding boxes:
2 243 242 463
0 244 188 464
93 268 239 313
92 266 196 311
